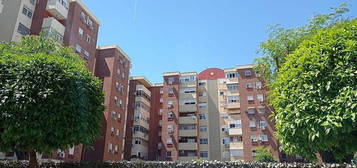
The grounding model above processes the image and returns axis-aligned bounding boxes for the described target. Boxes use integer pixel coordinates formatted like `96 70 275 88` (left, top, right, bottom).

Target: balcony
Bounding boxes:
46 0 69 20
179 93 196 100
178 156 198 161
230 142 243 149
42 17 65 42
225 103 240 109
132 131 149 141
229 128 242 135
179 104 197 112
179 143 198 150
179 116 197 124
135 97 150 107
179 129 197 137
180 81 196 88
133 119 149 129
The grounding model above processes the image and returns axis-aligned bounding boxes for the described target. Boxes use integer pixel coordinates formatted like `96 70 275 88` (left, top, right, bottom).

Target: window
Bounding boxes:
111 127 115 134
114 145 118 153
160 88 163 94
229 121 242 129
222 138 230 144
230 149 243 157
199 114 207 120
87 17 93 29
84 50 90 60
252 150 257 156
167 125 174 134
200 138 208 144
179 76 196 83
258 106 266 113
221 126 229 133
22 6 33 19
245 70 252 77
75 44 82 53
257 94 264 102
198 81 206 86
135 139 141 144
17 23 30 35
259 121 267 128
247 95 254 101
245 82 253 89
168 88 174 94
166 138 173 144
168 101 173 108
180 99 196 105
220 91 224 96
80 12 86 22
78 28 83 37
198 102 207 108
247 107 255 114
220 113 228 119
168 77 174 84
108 143 113 153
86 35 92 43
166 151 172 157
261 135 268 141
200 151 208 158
199 126 207 132
116 129 120 136
227 96 239 103
30 0 37 5
226 72 238 78
256 81 262 89
250 135 257 142
249 121 256 128
227 84 238 91
168 112 174 120
117 69 121 75
181 87 196 93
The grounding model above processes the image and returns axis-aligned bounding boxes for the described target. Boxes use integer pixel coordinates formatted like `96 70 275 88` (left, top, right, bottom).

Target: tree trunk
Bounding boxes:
319 151 336 163
28 149 38 168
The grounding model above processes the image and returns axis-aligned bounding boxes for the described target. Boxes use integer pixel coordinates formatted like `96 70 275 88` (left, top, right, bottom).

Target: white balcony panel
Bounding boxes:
42 17 65 35
229 128 242 135
46 0 69 20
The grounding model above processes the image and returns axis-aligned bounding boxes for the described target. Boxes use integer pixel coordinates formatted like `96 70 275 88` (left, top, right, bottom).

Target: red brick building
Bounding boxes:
81 46 131 161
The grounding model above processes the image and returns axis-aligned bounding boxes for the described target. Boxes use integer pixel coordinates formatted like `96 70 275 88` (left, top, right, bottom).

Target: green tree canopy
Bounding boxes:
255 147 276 162
255 4 349 84
0 35 105 167
271 19 357 162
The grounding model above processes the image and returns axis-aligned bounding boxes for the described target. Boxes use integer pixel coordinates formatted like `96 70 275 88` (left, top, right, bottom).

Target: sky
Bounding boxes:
84 0 357 83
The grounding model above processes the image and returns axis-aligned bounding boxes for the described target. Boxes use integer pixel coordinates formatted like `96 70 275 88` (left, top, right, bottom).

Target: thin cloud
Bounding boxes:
133 0 139 23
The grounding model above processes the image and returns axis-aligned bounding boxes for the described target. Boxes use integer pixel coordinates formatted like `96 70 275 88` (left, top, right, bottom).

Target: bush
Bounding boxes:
0 161 356 168
255 147 276 162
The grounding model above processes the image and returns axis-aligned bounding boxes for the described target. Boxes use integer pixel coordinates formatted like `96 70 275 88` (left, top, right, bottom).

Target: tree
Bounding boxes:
255 4 350 84
271 19 357 162
0 35 105 168
255 147 276 162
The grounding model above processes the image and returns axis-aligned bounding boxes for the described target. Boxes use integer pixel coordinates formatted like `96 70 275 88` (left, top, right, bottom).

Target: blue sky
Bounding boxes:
84 0 356 83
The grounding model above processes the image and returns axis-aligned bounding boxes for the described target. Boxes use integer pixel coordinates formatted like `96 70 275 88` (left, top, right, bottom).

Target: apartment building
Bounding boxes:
124 77 165 161
81 45 131 161
0 0 134 162
30 0 100 72
150 65 282 162
0 0 37 42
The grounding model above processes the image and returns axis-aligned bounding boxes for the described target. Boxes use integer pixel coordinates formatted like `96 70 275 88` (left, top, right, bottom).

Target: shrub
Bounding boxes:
0 161 356 168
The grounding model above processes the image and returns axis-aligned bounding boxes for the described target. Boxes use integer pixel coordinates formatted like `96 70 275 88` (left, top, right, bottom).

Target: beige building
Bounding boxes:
0 0 37 42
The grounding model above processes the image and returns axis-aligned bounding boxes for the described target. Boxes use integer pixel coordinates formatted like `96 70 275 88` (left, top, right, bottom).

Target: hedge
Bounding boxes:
0 161 356 168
